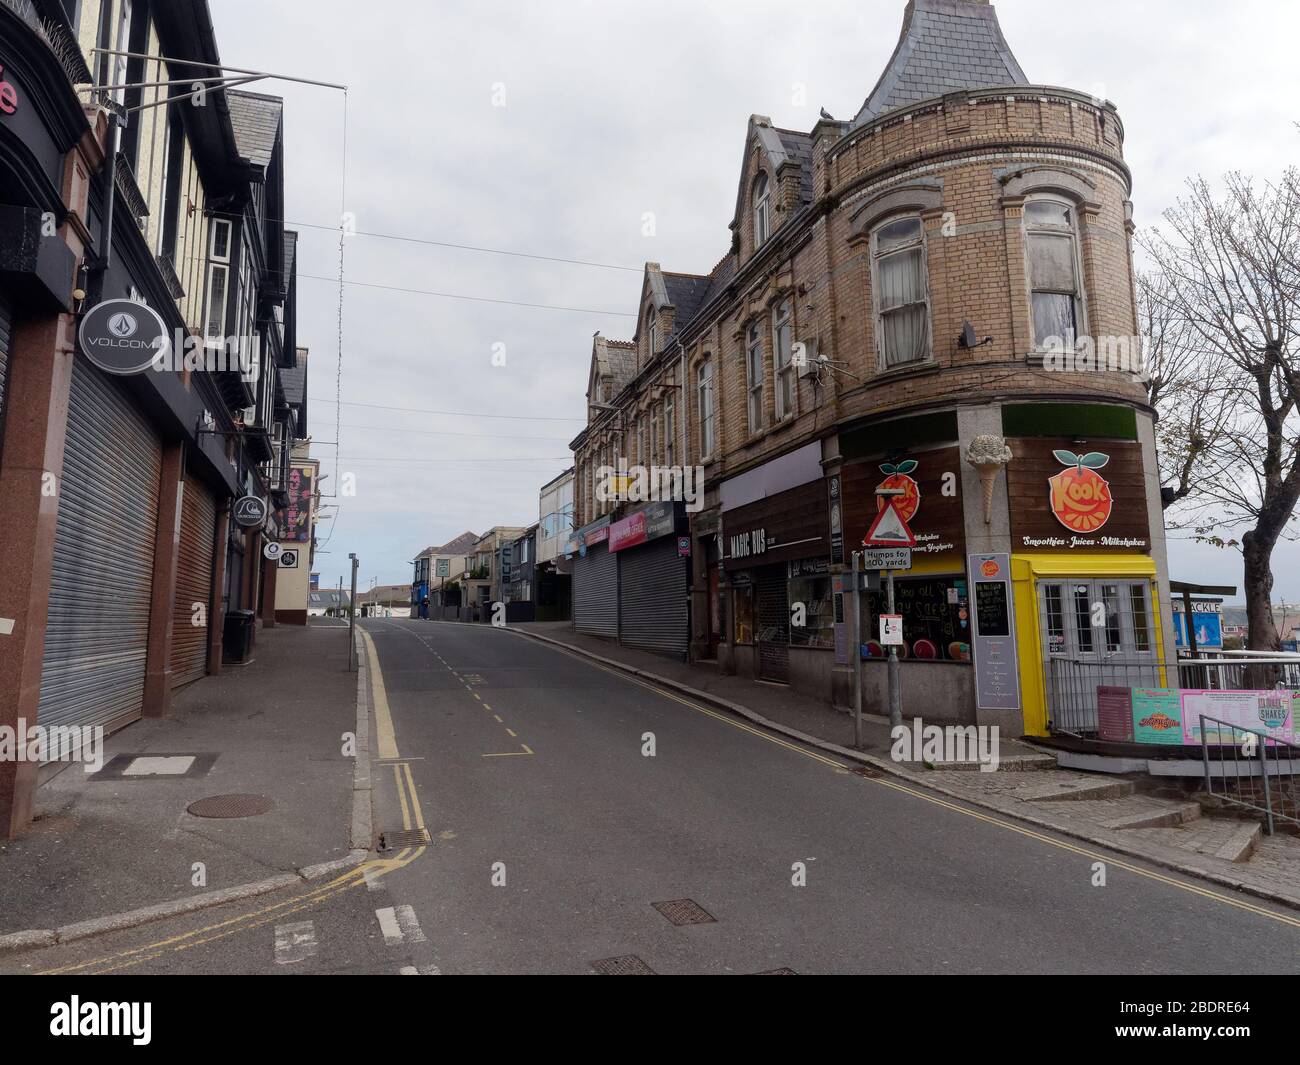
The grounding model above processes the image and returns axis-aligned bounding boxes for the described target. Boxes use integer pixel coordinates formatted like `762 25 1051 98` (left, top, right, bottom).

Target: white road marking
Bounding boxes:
273 920 318 965
363 867 384 892
376 904 427 946
399 964 441 975
0 618 14 636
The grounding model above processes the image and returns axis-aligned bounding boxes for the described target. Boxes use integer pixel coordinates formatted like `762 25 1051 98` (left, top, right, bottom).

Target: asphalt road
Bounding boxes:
12 616 1300 976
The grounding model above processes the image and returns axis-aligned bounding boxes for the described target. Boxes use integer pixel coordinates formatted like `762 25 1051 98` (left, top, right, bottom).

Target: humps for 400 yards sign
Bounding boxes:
78 299 171 375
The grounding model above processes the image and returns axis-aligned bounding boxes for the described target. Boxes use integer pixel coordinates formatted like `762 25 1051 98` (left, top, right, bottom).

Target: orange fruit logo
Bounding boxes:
980 559 1000 578
876 460 920 524
1048 450 1113 533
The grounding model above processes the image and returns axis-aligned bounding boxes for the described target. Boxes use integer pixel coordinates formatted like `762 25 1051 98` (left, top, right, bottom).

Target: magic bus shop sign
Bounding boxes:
78 299 171 375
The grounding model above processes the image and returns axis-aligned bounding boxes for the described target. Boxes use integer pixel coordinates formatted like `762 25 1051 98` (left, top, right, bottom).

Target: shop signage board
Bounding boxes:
1006 438 1150 551
436 558 450 577
968 553 1021 710
1172 600 1224 650
279 549 299 569
78 298 172 376
842 447 965 565
609 501 677 552
722 479 827 572
233 494 268 528
284 466 313 543
262 541 282 561
677 536 691 557
1099 687 1299 745
828 474 844 565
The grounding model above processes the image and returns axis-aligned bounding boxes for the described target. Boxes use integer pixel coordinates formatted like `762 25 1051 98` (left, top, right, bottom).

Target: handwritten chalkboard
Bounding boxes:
975 581 1010 637
866 576 970 660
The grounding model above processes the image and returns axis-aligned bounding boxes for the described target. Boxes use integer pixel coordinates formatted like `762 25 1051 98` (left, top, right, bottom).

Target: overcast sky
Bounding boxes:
210 0 1300 601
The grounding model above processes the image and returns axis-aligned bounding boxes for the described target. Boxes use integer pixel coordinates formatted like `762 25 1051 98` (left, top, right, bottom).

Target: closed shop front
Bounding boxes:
38 356 162 733
723 476 835 689
171 470 218 687
570 516 616 637
613 501 688 659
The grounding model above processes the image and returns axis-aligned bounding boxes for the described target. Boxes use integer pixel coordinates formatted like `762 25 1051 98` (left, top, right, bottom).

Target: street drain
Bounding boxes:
186 794 272 819
652 899 716 926
851 765 883 778
590 954 655 975
378 827 430 851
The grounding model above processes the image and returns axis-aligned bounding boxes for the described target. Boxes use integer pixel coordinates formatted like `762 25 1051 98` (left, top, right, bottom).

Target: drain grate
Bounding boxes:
652 899 716 926
378 827 430 851
590 954 655 975
186 794 273 819
851 765 883 778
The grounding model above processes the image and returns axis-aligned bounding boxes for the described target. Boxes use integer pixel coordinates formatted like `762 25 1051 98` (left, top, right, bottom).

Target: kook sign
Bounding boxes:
233 495 268 528
78 299 171 375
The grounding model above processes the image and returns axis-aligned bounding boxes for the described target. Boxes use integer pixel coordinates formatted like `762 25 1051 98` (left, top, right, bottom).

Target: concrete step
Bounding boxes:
1212 822 1263 863
1099 802 1202 831
930 753 1058 773
1013 777 1136 802
1124 819 1265 865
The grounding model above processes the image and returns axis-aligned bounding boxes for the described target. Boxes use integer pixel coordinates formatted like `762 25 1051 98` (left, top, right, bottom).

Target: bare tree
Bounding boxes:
1136 270 1231 510
1140 170 1300 652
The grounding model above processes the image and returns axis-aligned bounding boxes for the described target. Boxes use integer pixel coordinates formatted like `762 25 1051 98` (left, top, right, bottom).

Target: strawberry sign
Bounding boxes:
1048 450 1113 533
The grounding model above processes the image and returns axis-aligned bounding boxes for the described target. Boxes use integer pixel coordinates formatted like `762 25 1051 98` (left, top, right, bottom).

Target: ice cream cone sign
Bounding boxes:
1048 450 1113 533
965 434 1013 524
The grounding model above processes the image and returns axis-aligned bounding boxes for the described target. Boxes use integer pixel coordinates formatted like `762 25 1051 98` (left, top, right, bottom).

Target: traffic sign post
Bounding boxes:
866 490 913 730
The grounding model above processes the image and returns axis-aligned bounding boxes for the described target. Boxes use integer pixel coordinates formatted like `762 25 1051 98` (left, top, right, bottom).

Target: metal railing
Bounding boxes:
1177 652 1300 691
1200 715 1300 835
1045 657 1165 736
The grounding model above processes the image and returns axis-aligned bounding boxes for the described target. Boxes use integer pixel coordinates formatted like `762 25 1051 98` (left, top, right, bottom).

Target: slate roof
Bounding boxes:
662 272 711 334
227 89 283 168
434 531 481 555
283 230 298 286
850 0 1028 129
280 362 305 408
775 128 815 205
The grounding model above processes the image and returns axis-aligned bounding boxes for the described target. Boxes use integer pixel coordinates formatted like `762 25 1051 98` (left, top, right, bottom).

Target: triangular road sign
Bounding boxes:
864 499 917 547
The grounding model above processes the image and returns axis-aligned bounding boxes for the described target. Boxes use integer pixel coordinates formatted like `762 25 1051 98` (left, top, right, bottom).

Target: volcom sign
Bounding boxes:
233 495 268 528
78 299 171 375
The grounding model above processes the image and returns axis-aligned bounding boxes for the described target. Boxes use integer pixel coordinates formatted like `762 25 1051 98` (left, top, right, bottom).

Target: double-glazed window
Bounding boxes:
872 217 929 368
1024 198 1084 349
697 358 716 460
746 323 764 434
773 298 795 420
205 218 232 341
753 172 771 248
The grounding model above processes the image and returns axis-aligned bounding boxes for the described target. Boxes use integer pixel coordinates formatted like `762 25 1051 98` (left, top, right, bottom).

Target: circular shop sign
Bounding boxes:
78 298 171 376
233 495 268 528
263 541 283 561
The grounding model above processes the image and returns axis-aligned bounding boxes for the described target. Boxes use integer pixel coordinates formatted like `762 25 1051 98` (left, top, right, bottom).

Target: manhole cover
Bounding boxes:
378 828 430 851
590 954 655 975
652 899 716 926
186 794 273 819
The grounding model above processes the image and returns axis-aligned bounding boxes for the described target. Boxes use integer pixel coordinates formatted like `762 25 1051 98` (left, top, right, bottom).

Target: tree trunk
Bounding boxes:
1242 530 1281 689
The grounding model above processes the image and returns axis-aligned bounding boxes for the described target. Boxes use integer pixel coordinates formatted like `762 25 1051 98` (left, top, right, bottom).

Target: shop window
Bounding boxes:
753 172 771 248
1129 585 1151 653
746 322 764 434
1101 584 1123 653
788 568 834 648
1072 584 1094 654
1024 198 1084 349
773 298 795 420
734 584 755 645
864 575 971 662
1044 584 1067 655
872 216 930 368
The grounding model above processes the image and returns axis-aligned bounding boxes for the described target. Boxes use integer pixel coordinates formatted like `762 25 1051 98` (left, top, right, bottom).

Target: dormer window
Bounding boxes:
753 172 772 248
647 309 658 357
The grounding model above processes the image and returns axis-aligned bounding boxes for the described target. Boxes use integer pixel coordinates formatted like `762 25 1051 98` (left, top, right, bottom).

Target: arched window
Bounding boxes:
697 359 716 459
1024 197 1084 349
872 216 930 368
753 172 772 248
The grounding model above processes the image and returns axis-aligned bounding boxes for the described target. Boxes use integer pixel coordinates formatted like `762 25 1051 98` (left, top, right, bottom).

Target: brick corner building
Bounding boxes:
566 0 1174 740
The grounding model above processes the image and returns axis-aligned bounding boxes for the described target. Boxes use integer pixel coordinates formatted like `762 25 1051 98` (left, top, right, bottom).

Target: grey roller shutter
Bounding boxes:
573 542 617 637
618 537 689 658
171 472 216 687
757 564 790 682
38 355 162 734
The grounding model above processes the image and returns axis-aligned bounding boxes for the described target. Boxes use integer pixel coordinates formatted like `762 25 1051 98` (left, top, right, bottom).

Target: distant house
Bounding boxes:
308 590 352 617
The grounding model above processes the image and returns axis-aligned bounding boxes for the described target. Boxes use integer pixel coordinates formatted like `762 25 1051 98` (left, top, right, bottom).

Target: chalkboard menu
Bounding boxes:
974 581 1010 637
865 575 970 661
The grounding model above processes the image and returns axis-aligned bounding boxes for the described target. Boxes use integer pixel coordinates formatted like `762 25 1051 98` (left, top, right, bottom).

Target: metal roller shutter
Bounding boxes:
618 537 689 658
38 355 162 733
573 542 617 637
757 564 790 682
171 471 217 687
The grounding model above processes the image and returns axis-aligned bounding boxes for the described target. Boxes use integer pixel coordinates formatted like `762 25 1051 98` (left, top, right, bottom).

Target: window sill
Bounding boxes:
871 358 940 384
